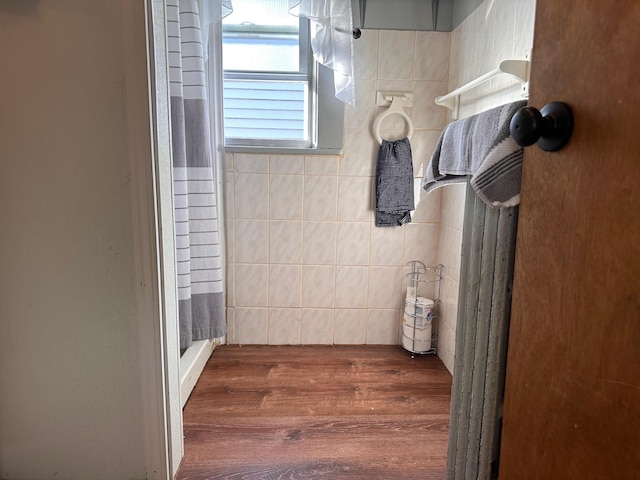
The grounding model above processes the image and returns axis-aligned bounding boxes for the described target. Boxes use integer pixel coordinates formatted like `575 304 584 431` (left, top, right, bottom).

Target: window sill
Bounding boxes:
224 144 343 155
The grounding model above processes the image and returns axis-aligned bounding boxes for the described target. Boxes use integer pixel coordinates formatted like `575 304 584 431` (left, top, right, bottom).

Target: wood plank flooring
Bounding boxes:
176 345 452 480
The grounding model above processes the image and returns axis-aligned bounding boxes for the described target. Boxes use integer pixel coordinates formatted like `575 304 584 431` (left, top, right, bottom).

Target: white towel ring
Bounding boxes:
373 95 414 145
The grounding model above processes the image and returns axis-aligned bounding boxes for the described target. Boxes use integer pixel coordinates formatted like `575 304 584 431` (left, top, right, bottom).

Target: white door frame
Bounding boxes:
125 0 184 477
147 0 184 475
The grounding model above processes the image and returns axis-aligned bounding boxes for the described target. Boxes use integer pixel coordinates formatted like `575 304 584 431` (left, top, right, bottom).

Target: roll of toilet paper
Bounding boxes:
402 320 432 352
403 311 433 329
404 296 434 318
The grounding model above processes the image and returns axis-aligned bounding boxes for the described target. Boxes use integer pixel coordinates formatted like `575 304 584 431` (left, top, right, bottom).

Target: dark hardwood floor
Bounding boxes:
175 345 452 480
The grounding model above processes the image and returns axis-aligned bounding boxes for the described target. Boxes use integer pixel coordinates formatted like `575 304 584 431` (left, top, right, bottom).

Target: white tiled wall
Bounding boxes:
225 28 451 346
225 0 537 364
436 0 537 373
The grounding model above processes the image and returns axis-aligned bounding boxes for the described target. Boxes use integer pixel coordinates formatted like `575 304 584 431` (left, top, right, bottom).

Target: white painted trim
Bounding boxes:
146 0 185 476
123 1 171 479
180 339 216 408
124 0 185 478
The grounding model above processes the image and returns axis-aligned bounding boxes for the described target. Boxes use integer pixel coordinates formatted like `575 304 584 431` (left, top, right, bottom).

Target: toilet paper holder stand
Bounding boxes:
403 261 443 357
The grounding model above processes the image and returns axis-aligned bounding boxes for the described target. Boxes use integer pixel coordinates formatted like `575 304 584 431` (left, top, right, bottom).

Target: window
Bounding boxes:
222 0 344 153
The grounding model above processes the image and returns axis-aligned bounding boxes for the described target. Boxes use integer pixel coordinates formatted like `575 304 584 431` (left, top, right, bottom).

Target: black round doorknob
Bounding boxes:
510 102 574 152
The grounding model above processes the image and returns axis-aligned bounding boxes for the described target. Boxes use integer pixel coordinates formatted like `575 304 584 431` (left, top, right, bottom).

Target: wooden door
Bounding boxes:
499 1 640 479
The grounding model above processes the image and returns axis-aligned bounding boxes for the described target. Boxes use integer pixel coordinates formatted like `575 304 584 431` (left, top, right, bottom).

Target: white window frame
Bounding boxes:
222 16 344 154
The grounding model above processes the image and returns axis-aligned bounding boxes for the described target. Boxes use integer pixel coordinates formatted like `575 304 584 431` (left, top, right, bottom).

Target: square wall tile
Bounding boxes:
270 175 303 220
270 155 304 174
235 308 268 344
225 152 234 173
304 176 338 221
367 309 401 345
337 222 370 266
411 81 448 130
439 274 460 333
341 128 378 176
473 56 496 101
437 322 456 374
234 173 269 219
493 0 517 52
437 225 462 283
412 186 442 224
345 79 377 131
303 222 337 265
353 29 378 80
370 224 404 266
305 155 339 176
270 220 302 264
377 79 412 93
378 30 415 80
514 0 537 38
269 265 301 308
235 219 269 264
334 309 367 344
440 183 466 231
514 32 533 62
268 308 301 345
403 223 439 266
302 265 335 308
459 15 479 85
414 31 451 82
475 5 495 68
409 130 443 177
234 153 269 173
338 176 374 222
368 266 403 309
301 308 334 344
335 266 368 308
235 264 268 307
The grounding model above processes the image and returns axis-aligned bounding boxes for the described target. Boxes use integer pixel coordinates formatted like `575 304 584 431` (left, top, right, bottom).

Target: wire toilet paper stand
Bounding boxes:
403 261 443 357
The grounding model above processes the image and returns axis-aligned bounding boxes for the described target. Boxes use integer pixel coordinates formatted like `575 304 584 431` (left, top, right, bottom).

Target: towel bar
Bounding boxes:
436 59 530 117
373 93 414 144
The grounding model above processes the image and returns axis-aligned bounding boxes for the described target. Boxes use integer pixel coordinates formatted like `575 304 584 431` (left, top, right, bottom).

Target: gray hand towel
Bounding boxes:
422 100 526 207
375 137 414 227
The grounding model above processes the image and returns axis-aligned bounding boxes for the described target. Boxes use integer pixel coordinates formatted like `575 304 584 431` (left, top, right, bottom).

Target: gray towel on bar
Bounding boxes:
422 100 526 207
376 137 414 227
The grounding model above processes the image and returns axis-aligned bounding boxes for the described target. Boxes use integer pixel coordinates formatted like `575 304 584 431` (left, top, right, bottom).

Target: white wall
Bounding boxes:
436 0 537 373
0 2 155 477
225 29 452 346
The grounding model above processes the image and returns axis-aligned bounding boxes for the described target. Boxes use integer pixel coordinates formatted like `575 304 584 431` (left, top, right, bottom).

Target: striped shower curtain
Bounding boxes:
167 0 226 349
